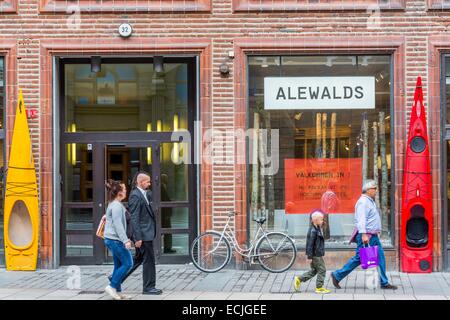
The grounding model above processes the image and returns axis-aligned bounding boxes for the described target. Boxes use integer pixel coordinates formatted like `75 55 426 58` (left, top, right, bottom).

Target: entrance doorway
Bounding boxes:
59 57 197 265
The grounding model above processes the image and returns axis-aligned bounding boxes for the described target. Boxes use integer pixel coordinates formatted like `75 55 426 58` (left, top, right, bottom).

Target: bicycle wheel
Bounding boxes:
190 231 231 273
255 232 297 273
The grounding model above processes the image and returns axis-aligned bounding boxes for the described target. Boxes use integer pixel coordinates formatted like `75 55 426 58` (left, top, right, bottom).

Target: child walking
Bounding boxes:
294 210 331 294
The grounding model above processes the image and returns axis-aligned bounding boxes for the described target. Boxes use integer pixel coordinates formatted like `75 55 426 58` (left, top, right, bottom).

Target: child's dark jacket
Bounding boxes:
305 224 325 259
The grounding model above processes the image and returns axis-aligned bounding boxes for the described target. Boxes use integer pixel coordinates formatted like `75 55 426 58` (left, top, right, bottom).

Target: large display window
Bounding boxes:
248 55 393 247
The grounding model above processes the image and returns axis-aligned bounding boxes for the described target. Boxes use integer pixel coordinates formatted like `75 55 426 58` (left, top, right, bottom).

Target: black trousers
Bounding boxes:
122 241 156 291
141 241 156 291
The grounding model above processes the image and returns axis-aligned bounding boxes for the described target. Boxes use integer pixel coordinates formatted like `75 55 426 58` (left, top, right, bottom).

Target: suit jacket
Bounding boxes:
129 188 156 242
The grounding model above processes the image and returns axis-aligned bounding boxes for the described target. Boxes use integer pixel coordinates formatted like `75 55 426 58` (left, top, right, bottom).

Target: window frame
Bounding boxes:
245 53 396 250
233 0 405 12
39 0 211 13
428 0 450 10
441 53 450 271
0 0 17 13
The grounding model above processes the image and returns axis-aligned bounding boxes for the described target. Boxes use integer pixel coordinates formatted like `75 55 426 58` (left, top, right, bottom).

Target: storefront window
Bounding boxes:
0 57 5 266
446 56 450 250
248 55 393 247
64 62 188 132
447 141 450 249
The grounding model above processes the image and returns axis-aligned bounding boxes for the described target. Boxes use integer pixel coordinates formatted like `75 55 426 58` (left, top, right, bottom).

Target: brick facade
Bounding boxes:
0 0 449 270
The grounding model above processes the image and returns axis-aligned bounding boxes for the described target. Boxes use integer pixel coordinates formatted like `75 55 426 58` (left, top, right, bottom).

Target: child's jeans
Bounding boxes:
299 257 326 288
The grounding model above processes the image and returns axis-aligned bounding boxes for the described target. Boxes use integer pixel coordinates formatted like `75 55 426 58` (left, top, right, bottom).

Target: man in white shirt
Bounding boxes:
129 172 162 295
331 180 397 290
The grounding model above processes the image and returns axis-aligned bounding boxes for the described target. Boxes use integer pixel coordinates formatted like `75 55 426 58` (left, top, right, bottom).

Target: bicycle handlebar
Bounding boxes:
228 211 238 217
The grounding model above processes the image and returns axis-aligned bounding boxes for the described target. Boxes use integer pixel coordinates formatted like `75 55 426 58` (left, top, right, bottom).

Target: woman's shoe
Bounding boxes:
294 276 301 292
117 293 132 300
105 285 122 300
315 287 331 294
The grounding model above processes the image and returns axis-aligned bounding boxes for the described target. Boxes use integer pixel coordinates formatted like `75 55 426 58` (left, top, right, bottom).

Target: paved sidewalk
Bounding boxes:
0 265 450 300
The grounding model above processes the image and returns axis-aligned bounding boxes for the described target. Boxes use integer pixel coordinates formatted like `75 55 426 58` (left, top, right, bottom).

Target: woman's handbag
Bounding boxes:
360 244 379 269
96 214 107 239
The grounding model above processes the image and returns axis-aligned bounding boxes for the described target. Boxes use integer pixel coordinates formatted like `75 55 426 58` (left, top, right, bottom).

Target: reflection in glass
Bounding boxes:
64 63 188 132
248 55 392 247
66 234 93 257
64 143 92 202
106 147 152 202
65 208 93 231
161 143 189 201
161 234 188 255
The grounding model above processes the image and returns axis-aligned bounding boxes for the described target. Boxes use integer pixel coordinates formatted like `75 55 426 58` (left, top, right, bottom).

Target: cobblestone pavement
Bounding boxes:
1 264 450 300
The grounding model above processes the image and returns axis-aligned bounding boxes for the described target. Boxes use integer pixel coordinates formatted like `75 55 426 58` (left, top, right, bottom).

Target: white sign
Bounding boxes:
264 76 375 110
119 23 133 38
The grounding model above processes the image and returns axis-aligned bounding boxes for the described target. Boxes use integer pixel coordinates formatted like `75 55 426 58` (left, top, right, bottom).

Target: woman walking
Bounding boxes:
104 179 134 300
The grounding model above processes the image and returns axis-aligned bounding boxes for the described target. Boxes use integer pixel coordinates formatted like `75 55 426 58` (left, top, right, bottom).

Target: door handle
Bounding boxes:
154 175 160 187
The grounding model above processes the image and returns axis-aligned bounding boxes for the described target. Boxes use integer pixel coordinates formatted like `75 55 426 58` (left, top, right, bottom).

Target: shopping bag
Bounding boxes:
96 215 107 239
360 244 379 269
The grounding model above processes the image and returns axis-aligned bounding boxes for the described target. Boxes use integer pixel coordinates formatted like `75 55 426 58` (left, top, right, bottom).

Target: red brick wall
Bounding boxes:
0 0 448 269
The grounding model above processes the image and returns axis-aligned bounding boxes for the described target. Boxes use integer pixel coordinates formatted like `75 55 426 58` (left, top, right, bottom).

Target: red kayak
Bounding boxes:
400 76 433 273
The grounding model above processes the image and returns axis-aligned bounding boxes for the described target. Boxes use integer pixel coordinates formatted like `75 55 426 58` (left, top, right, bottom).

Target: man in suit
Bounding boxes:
129 172 162 295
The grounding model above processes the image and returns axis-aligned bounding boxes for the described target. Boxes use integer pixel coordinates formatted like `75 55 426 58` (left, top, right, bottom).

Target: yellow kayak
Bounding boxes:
3 90 39 271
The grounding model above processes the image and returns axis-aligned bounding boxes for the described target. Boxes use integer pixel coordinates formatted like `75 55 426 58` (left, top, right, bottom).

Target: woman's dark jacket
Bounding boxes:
305 225 325 259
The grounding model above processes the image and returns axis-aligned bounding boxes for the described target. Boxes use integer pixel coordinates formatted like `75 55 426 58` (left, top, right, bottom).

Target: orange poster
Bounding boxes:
284 158 363 214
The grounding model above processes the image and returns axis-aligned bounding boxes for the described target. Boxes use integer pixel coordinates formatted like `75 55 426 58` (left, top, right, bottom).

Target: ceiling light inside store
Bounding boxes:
261 57 268 68
91 56 101 73
361 56 369 66
294 112 302 120
325 56 335 67
153 56 164 73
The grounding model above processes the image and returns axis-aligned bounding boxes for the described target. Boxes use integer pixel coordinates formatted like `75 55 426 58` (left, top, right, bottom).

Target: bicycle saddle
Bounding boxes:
253 217 266 224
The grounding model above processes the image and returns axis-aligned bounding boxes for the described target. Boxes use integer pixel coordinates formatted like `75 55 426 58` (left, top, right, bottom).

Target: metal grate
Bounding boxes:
79 290 104 294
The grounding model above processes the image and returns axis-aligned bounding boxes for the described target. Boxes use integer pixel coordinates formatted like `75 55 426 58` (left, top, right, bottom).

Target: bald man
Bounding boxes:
129 172 162 295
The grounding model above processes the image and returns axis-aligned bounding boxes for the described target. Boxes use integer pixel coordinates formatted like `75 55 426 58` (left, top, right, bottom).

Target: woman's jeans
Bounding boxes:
332 233 389 287
104 238 133 292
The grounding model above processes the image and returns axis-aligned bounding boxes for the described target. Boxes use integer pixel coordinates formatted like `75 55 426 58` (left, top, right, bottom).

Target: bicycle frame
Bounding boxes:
206 215 292 261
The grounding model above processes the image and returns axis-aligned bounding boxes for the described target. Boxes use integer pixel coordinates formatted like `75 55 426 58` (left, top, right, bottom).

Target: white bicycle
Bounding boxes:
190 211 297 273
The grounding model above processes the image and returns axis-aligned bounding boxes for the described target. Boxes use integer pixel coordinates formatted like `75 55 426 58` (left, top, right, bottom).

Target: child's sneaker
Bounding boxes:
315 287 331 294
294 276 301 292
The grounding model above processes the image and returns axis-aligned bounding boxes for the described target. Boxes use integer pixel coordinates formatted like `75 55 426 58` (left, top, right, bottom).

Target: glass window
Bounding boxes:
446 56 450 250
64 63 188 132
161 234 189 256
0 57 5 266
248 55 392 247
234 0 403 11
447 141 450 248
64 143 92 202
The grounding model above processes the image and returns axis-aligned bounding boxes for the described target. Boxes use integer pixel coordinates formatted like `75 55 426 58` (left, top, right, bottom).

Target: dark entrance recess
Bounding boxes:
59 57 197 265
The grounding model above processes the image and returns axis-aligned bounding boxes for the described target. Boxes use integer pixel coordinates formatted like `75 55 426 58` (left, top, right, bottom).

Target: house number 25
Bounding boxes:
119 23 133 38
